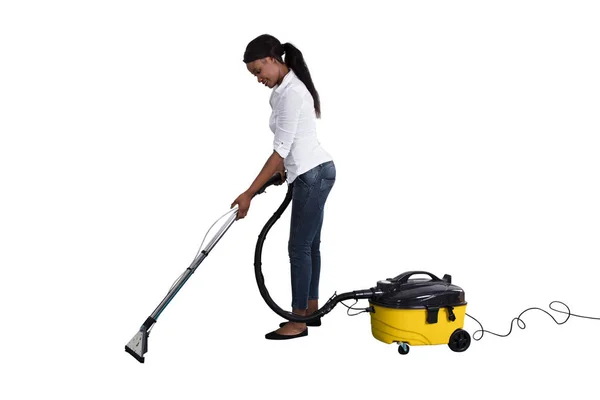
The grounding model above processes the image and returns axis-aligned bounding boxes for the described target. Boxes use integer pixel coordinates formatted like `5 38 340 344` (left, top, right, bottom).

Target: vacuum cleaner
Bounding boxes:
125 172 471 363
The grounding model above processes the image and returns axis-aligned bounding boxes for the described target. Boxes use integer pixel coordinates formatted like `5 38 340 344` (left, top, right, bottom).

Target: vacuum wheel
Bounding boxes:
397 342 410 355
448 329 471 352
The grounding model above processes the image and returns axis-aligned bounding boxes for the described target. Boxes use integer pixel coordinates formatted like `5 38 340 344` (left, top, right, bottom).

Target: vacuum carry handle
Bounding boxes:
391 271 442 284
253 171 285 198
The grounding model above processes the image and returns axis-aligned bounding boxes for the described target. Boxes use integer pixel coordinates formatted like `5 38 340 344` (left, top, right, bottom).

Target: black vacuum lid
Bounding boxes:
369 271 466 309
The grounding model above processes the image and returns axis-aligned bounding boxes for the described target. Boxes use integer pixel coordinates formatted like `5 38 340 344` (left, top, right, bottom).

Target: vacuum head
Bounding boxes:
125 329 149 363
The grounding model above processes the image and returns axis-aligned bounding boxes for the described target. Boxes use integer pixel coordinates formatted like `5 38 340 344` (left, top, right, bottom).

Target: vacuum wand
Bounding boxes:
125 172 285 363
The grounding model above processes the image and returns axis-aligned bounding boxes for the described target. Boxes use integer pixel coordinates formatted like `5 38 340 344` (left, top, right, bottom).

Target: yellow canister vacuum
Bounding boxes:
367 271 470 354
125 173 471 362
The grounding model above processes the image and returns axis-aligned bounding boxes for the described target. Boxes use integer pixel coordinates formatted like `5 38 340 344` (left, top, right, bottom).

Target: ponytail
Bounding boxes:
282 42 321 118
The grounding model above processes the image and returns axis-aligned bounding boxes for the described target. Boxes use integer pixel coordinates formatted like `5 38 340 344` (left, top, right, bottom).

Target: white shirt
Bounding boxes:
269 69 333 184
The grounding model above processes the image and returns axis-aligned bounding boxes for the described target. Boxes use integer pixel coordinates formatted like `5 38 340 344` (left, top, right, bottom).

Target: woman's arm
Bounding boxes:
246 150 285 196
231 150 285 220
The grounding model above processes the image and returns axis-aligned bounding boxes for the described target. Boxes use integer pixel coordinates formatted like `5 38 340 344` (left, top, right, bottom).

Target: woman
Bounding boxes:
231 34 336 340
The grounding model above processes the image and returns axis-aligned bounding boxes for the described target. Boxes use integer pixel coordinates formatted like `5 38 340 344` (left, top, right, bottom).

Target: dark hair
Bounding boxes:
243 34 321 118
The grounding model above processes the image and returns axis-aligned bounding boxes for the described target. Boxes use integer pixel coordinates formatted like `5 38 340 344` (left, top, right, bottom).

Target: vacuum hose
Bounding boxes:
254 182 379 323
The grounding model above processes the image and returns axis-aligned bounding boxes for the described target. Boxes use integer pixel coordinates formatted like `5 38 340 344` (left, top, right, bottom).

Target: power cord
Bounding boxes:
340 299 374 316
466 301 600 341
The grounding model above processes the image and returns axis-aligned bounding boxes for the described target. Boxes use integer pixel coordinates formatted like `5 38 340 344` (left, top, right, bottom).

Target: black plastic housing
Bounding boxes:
370 271 466 309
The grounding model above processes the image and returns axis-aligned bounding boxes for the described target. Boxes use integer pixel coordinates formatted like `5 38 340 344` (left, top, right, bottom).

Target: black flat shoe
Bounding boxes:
265 328 308 340
279 317 321 328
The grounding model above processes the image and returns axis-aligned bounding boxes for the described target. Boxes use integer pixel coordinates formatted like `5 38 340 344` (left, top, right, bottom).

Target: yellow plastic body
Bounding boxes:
369 303 467 346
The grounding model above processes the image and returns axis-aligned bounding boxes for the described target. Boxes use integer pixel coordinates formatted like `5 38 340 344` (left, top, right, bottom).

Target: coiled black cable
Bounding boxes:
466 301 600 341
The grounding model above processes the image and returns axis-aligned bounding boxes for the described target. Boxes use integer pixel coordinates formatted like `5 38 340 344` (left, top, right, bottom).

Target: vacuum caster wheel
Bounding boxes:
397 342 410 355
448 329 471 352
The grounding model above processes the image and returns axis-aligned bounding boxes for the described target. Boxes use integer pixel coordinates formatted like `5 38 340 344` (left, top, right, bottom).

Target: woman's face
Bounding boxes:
246 57 279 89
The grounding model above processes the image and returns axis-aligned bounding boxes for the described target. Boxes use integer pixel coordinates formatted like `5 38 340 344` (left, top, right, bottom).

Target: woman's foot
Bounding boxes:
265 321 307 340
276 321 306 335
266 307 309 340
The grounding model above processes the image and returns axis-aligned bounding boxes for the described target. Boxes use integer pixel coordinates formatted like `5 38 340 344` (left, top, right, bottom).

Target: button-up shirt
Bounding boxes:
269 69 333 184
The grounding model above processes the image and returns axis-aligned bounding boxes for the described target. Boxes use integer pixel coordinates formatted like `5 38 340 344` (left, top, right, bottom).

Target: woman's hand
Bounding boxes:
276 167 287 184
230 190 253 220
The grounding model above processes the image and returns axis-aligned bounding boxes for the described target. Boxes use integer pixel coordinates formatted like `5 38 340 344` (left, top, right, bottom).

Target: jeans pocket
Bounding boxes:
297 166 318 188
317 178 335 211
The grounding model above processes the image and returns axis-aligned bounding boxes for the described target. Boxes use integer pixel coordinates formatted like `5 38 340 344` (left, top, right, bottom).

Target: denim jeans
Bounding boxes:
288 160 336 310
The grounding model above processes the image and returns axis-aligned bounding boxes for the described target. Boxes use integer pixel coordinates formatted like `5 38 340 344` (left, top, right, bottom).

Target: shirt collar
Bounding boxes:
274 68 295 94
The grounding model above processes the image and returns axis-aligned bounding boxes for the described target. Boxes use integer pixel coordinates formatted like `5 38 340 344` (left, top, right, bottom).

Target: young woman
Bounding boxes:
231 34 336 340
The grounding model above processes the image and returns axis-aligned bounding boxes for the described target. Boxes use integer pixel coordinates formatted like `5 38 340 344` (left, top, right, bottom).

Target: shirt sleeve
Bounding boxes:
272 90 303 159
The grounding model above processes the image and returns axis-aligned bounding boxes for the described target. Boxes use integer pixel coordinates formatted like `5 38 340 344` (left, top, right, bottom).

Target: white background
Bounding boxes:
1 1 599 398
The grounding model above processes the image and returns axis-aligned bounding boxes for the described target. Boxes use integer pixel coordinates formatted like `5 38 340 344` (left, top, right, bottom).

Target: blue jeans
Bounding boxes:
288 160 336 310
